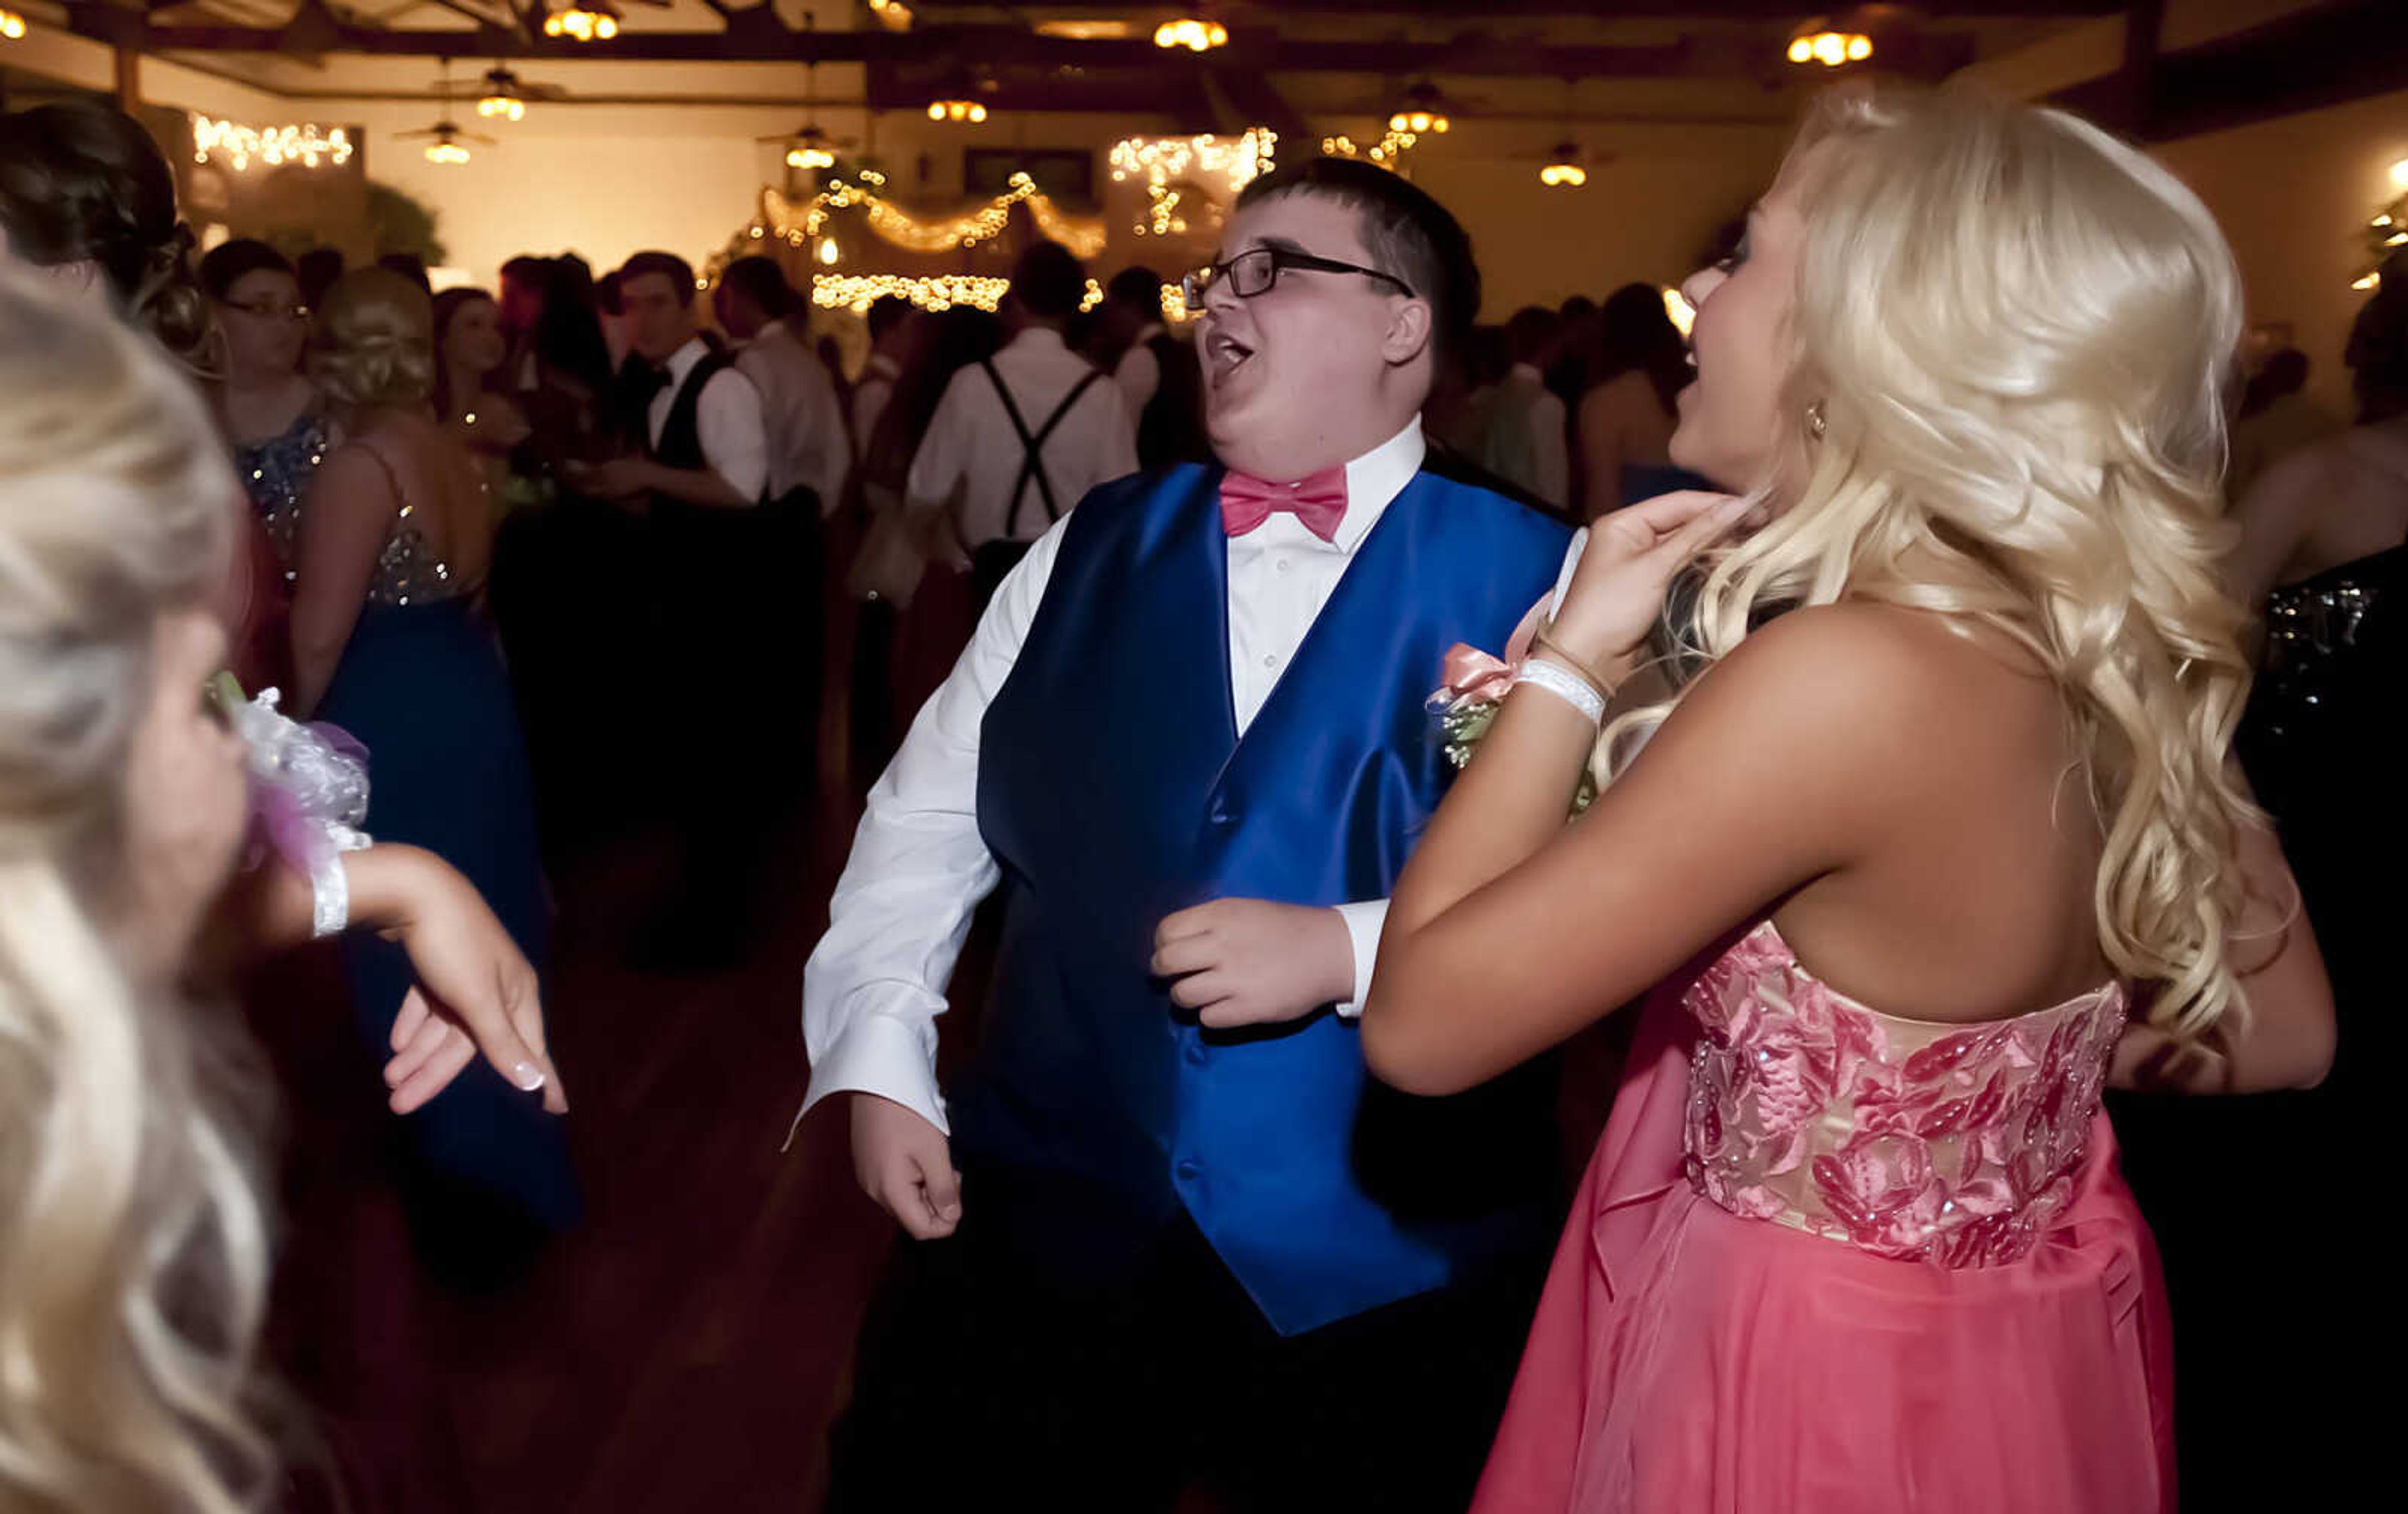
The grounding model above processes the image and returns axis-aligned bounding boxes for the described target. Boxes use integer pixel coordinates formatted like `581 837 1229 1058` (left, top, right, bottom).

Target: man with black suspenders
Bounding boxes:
905 240 1138 612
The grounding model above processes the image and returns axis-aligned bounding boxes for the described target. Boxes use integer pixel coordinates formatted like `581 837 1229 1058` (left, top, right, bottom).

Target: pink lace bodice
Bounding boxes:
1682 922 2126 1269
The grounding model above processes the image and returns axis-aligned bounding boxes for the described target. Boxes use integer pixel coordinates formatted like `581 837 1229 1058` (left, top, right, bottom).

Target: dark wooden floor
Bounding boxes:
250 781 897 1513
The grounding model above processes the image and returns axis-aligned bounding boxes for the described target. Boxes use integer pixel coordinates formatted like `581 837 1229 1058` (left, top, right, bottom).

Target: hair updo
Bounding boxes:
0 102 210 362
310 267 435 410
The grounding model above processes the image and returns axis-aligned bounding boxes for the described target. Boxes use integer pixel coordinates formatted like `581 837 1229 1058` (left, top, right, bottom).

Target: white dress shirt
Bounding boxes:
906 326 1138 549
1476 363 1570 511
734 319 852 514
1114 322 1166 415
798 420 1428 1138
647 336 769 503
853 351 902 462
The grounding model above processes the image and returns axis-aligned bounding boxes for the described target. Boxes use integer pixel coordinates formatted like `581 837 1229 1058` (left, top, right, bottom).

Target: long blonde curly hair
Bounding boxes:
1614 87 2256 1045
0 266 275 1510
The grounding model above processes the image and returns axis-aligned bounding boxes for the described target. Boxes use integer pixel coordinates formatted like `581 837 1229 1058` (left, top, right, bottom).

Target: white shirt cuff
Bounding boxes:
789 1011 950 1149
1332 899 1390 1021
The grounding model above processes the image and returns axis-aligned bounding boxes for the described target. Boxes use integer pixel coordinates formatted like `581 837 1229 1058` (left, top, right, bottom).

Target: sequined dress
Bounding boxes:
312 438 579 1232
1474 923 2171 1513
2108 536 2402 1508
235 407 333 576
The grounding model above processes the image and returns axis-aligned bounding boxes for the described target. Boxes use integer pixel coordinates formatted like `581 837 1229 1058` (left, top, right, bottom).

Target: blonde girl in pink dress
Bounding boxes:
1363 88 2337 1514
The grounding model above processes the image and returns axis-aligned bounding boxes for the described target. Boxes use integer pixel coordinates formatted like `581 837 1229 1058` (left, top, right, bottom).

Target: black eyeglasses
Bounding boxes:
1182 246 1415 309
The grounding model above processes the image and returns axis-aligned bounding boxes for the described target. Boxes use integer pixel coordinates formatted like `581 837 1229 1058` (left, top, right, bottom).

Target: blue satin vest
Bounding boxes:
966 462 1571 1335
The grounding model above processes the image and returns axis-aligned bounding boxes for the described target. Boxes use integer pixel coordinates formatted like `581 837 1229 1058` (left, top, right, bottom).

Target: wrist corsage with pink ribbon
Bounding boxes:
1427 600 1601 816
211 674 373 936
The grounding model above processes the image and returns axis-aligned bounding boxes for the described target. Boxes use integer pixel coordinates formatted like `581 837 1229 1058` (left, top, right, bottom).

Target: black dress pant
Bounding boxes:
825 1168 1546 1514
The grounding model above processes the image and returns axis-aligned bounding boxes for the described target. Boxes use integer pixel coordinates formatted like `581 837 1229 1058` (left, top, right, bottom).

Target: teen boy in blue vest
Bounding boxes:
800 159 1572 1511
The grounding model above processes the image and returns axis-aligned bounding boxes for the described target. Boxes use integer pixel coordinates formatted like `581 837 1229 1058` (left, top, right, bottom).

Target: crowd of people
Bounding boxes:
0 77 2399 1513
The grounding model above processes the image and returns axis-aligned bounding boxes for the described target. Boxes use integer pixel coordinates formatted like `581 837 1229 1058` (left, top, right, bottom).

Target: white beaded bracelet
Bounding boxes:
1514 657 1608 726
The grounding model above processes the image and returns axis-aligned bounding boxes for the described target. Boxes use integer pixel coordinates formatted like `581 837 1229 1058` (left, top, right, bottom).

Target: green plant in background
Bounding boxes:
366 180 447 266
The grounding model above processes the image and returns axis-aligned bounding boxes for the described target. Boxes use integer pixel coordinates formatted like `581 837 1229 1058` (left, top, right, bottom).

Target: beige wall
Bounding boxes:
1408 122 1791 317
2155 90 2408 415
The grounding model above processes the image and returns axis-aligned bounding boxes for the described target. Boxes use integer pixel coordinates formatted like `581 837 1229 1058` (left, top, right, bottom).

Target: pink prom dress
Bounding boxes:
1472 922 2173 1513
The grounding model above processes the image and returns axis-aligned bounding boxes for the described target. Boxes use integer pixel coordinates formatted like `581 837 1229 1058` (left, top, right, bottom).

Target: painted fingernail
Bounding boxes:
511 1061 546 1092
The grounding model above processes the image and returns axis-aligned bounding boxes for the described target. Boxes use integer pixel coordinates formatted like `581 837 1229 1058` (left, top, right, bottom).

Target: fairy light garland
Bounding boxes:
762 171 1107 259
1109 130 1276 238
193 115 355 172
811 273 1012 314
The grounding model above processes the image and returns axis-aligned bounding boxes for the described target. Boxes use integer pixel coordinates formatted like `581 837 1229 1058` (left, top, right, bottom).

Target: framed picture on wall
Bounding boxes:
964 148 1095 207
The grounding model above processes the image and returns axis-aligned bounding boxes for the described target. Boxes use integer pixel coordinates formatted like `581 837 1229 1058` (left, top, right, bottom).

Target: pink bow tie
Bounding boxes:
1220 466 1349 543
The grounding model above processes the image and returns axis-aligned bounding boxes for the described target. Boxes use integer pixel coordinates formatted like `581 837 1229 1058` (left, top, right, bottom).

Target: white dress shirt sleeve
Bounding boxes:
1534 392 1570 511
1333 899 1391 1021
697 366 770 503
795 516 1070 1138
1097 380 1142 482
1116 341 1161 416
904 370 974 517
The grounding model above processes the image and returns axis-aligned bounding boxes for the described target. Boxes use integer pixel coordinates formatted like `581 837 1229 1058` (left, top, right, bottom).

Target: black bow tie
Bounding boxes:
627 359 675 402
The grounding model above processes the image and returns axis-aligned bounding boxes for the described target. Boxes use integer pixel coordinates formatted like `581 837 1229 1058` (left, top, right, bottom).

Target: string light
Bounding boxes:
193 115 355 172
1153 19 1228 52
867 0 913 31
1323 129 1423 172
1 11 26 40
543 3 619 42
763 172 1106 258
1788 29 1872 67
817 236 842 267
807 273 1190 322
811 273 1012 315
927 99 988 124
1109 130 1277 237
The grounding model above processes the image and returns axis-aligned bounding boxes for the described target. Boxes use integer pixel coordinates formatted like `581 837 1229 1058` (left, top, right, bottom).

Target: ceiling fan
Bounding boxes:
398 63 495 164
437 63 572 122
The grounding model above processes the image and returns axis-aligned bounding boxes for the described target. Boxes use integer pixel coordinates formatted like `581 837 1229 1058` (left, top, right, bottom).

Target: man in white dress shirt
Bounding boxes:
1476 304 1572 512
806 162 1565 1511
1102 263 1210 468
902 238 1137 607
850 294 916 462
714 255 851 516
581 251 778 963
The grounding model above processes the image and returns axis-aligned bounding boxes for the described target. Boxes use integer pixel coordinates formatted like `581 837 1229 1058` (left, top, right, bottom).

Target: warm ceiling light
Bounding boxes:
867 0 912 31
1539 143 1586 189
1 10 26 40
543 3 618 42
2392 157 2408 189
477 70 527 121
788 145 837 169
2353 272 2382 292
1037 19 1131 41
1789 28 1871 68
1153 18 1228 53
817 236 842 267
928 99 988 124
424 139 470 165
1388 109 1449 135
